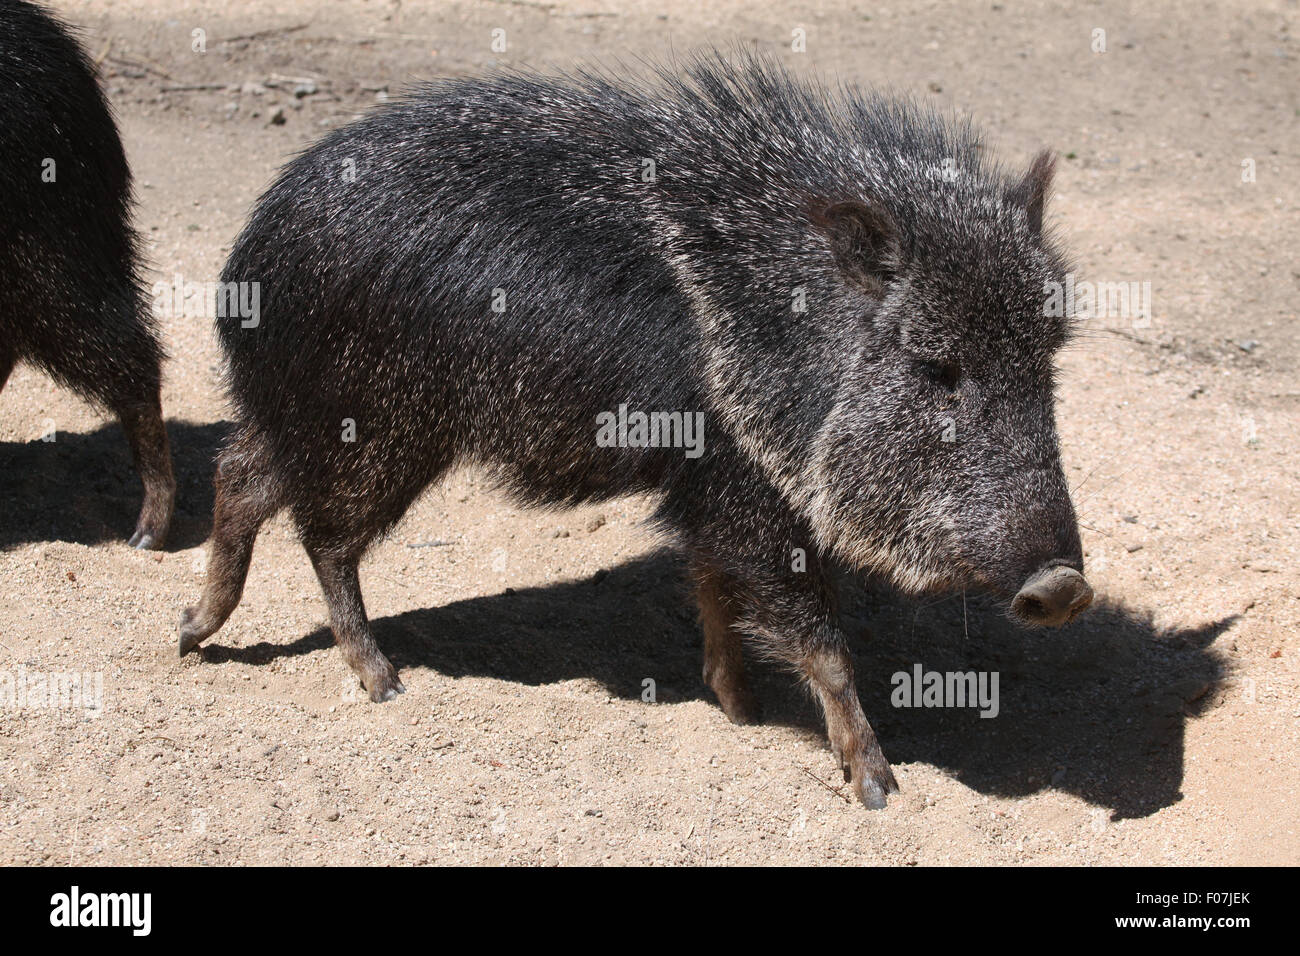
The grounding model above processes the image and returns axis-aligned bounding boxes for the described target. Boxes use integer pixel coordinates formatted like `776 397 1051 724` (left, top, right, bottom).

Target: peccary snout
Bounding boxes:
1011 565 1093 628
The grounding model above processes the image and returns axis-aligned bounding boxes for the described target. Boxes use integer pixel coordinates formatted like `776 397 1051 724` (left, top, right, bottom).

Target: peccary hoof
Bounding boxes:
846 752 900 810
368 678 406 703
128 531 156 550
857 781 890 810
177 608 206 657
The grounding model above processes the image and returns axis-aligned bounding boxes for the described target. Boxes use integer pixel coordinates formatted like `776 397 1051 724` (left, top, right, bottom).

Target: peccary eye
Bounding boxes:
922 360 961 391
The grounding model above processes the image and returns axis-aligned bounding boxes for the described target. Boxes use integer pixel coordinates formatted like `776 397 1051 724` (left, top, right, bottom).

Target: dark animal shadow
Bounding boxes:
203 549 1233 820
0 419 226 551
838 575 1234 820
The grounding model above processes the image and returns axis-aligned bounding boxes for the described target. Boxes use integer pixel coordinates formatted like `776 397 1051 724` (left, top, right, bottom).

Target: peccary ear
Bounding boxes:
816 200 901 298
1010 149 1056 235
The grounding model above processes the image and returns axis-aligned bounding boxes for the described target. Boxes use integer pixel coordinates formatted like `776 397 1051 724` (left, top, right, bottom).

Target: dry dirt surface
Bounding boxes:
1 0 1297 866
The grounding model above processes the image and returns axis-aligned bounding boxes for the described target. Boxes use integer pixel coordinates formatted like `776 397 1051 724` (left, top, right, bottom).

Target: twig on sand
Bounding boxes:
160 83 229 93
800 766 853 804
221 23 312 45
106 54 173 80
481 0 556 11
1098 327 1156 347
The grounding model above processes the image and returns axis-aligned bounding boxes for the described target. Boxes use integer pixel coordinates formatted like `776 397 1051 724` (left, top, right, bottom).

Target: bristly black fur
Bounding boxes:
188 50 1089 808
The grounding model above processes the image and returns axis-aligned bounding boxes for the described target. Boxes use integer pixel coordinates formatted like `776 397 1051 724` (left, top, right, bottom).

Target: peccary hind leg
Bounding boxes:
115 397 175 549
179 435 280 654
19 304 175 549
305 546 404 702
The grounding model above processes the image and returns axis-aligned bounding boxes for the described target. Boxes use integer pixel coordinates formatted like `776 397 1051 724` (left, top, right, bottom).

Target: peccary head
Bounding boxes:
804 151 1091 626
636 57 1090 625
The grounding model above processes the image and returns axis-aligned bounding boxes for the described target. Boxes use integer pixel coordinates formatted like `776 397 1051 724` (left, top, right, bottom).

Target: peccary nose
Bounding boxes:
1011 565 1093 628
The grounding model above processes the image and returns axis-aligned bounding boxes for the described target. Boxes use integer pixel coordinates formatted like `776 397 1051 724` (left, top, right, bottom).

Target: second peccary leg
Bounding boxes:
32 288 176 549
305 549 404 703
691 563 762 725
114 396 175 549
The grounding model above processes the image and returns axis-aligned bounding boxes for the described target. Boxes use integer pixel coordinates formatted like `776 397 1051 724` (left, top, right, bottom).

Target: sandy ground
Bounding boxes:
0 0 1297 865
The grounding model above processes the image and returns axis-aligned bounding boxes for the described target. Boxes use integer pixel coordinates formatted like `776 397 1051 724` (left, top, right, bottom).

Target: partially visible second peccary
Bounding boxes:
181 53 1092 808
0 0 173 548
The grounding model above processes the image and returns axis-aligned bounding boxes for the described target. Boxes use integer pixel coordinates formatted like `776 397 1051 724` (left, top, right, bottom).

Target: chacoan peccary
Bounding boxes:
181 53 1092 808
0 0 174 548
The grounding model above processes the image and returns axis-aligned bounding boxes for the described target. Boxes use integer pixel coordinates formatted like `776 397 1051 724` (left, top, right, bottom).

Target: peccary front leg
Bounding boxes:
668 454 898 807
743 569 899 809
800 638 899 809
691 562 762 725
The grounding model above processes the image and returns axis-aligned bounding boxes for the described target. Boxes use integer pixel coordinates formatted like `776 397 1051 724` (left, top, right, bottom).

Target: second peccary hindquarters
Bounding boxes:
181 52 1091 810
0 1 175 550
